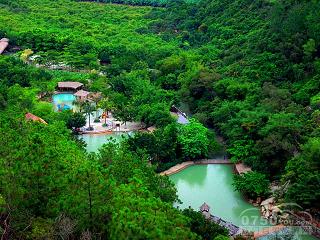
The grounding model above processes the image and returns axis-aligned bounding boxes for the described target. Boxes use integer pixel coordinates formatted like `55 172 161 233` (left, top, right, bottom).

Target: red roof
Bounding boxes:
58 81 83 89
25 113 47 124
0 38 9 55
74 90 90 97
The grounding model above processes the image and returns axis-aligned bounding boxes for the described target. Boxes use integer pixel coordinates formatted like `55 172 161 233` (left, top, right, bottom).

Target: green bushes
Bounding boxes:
0 56 52 88
182 208 228 240
126 119 221 171
283 138 320 209
233 171 270 199
178 119 210 160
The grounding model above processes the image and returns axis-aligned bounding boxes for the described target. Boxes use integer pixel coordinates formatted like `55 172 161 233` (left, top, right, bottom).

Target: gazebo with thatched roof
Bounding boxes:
200 202 211 219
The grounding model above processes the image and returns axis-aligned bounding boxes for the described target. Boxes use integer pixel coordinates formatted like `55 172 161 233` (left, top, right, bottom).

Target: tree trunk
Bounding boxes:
95 102 99 118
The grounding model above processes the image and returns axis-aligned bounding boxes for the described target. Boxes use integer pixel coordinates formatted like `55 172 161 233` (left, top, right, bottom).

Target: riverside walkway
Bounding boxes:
210 214 244 236
200 203 246 237
253 225 285 238
160 159 232 176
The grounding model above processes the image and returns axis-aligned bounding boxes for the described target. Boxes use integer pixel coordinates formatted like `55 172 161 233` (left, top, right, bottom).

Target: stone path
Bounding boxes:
210 214 244 236
159 159 232 176
253 224 285 238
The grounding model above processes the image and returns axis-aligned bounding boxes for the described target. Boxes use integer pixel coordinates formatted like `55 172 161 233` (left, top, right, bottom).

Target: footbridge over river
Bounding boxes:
200 203 247 237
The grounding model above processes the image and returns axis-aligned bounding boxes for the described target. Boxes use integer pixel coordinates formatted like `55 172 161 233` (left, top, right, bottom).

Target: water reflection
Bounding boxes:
174 164 208 187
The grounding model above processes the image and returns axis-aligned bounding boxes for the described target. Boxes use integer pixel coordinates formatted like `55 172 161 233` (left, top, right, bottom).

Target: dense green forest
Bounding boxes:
147 0 320 209
0 0 320 238
0 57 227 239
76 0 198 7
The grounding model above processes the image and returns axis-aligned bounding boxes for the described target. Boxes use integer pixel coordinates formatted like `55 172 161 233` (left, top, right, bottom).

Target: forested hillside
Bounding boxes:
76 0 198 7
0 0 319 238
147 0 320 208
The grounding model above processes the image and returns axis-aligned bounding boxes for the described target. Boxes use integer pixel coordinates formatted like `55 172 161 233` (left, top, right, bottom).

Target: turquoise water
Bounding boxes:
52 93 76 111
169 165 271 232
80 132 132 152
169 165 319 239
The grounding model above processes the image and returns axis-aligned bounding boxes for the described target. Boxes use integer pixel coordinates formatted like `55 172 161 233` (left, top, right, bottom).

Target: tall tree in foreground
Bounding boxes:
182 208 228 240
0 110 87 236
109 180 198 240
233 171 270 199
83 100 95 130
98 97 114 126
66 112 86 131
283 138 320 209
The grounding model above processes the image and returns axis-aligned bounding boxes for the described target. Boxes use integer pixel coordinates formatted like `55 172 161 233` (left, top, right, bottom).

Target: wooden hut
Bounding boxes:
0 38 9 55
25 112 47 124
74 90 90 100
57 82 83 92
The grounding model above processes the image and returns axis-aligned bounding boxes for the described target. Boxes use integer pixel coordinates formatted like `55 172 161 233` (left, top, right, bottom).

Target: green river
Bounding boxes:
170 164 269 231
80 132 132 152
169 164 318 239
79 133 318 239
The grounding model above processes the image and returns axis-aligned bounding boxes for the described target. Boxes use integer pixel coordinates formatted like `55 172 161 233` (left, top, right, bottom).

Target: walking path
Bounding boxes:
253 224 285 238
160 158 232 176
210 214 244 236
82 113 144 134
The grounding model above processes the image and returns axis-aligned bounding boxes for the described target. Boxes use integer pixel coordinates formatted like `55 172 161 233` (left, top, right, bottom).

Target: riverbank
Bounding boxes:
81 128 137 134
167 163 320 239
160 159 231 176
169 164 271 232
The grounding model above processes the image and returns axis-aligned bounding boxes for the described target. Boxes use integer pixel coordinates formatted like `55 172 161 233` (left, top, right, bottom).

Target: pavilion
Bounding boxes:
74 89 90 100
200 202 211 219
57 81 83 92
